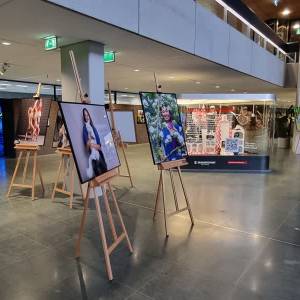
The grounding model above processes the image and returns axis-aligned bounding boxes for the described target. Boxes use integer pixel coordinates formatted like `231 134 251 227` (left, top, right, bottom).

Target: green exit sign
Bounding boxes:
296 28 300 35
44 36 57 51
104 51 115 63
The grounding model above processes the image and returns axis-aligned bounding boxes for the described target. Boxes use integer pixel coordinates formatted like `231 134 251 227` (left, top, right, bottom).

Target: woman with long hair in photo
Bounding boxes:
159 105 186 161
82 108 107 178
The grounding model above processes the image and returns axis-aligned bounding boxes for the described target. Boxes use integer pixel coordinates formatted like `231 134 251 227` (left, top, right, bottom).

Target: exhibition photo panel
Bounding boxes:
14 98 52 146
59 102 120 184
52 107 69 148
140 92 187 165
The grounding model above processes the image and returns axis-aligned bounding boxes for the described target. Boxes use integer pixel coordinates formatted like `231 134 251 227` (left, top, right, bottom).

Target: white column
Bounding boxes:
60 40 105 196
60 40 105 104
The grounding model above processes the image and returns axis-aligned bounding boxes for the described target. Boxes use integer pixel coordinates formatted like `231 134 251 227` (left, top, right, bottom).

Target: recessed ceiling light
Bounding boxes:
56 79 61 82
124 87 128 90
282 8 291 16
1 41 11 46
16 84 28 88
215 85 220 89
195 81 201 84
133 69 140 72
231 89 235 92
169 76 175 79
293 23 300 29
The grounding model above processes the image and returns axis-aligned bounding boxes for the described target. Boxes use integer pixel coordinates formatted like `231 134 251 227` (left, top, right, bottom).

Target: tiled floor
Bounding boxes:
0 144 300 299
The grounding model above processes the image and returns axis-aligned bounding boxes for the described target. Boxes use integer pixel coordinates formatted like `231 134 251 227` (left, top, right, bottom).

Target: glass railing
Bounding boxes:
196 0 298 63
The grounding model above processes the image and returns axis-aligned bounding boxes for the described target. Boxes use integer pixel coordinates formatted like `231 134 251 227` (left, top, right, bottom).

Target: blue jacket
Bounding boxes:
82 123 101 153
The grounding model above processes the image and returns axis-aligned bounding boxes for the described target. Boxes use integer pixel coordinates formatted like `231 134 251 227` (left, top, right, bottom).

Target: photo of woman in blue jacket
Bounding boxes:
82 108 107 178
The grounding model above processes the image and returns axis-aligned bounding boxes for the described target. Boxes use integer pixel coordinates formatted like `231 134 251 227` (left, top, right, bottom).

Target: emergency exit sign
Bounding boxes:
104 51 115 63
44 36 57 51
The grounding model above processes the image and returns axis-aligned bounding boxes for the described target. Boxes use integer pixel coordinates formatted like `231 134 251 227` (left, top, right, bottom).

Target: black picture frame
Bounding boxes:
139 91 188 165
58 101 121 184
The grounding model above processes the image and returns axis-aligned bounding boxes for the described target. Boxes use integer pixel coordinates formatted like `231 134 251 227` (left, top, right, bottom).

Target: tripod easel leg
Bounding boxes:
31 151 37 201
7 151 23 197
120 141 133 187
161 171 168 237
52 155 63 201
153 170 162 220
97 186 113 280
177 167 194 225
103 184 118 241
69 161 75 209
108 182 133 253
22 151 30 184
75 184 90 258
169 169 179 211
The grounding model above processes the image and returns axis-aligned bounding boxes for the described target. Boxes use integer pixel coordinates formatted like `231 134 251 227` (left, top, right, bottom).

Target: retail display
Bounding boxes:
178 94 275 171
15 98 51 146
59 102 120 184
140 92 187 164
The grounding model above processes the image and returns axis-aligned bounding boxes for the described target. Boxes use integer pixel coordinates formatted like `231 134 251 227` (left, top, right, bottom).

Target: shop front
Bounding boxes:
178 94 276 172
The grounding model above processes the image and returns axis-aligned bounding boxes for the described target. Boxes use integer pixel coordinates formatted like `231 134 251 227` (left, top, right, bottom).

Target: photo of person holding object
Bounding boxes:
59 102 119 184
82 108 107 178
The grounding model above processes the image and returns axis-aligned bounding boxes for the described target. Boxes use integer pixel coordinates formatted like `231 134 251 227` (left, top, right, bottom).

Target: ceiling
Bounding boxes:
243 0 300 21
0 0 296 106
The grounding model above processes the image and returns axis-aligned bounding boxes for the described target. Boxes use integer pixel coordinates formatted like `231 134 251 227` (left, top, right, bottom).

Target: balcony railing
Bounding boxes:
196 0 298 63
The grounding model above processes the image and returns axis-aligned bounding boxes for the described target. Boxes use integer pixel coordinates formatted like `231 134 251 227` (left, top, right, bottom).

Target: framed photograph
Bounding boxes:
140 92 187 165
15 98 51 146
137 109 145 124
52 109 69 148
59 102 120 184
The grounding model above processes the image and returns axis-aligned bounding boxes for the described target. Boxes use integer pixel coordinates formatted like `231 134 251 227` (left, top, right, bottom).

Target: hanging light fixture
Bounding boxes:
273 0 280 7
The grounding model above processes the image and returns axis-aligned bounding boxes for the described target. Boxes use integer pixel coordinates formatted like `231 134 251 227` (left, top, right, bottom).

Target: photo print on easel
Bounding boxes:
140 92 187 164
59 102 120 184
14 98 51 146
52 107 69 148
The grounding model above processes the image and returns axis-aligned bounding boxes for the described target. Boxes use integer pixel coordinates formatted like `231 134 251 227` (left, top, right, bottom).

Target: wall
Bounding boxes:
48 0 286 86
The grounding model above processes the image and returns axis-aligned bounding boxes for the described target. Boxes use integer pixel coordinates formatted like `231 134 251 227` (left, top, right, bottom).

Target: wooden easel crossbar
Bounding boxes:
153 159 194 237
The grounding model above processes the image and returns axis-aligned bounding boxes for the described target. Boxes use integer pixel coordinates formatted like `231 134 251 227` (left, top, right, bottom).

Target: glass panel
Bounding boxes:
197 0 224 20
182 101 274 157
116 92 140 105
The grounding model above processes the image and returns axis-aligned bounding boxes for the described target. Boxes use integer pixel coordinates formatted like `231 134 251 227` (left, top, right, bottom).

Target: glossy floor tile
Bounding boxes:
0 144 299 299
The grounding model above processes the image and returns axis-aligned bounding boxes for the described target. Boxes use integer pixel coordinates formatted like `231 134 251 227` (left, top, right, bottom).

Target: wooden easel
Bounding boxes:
153 159 194 237
75 168 133 280
107 83 134 187
51 147 83 208
7 144 45 201
51 50 85 207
